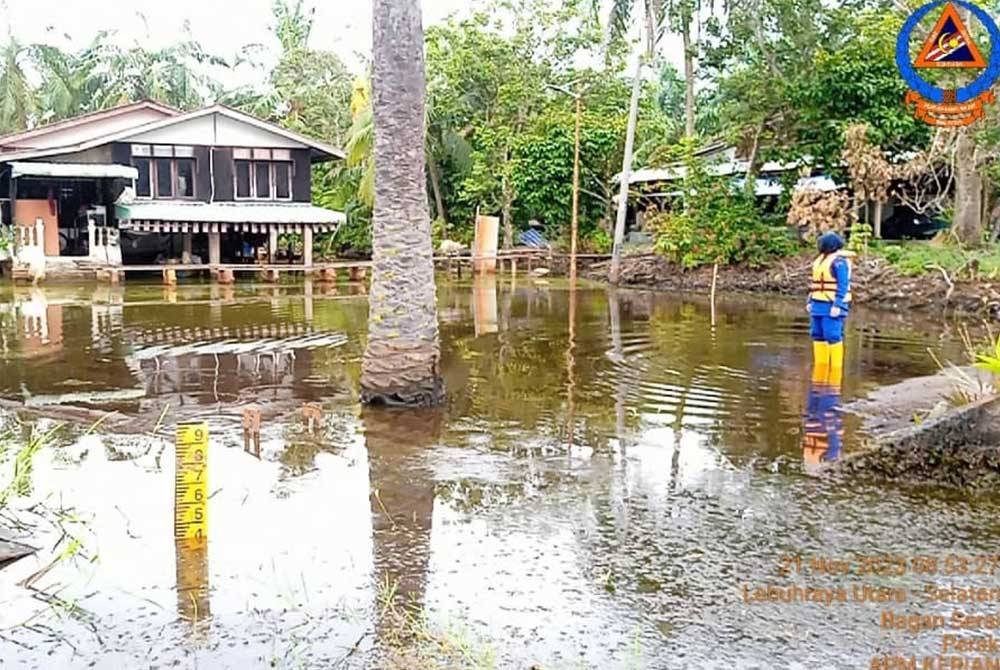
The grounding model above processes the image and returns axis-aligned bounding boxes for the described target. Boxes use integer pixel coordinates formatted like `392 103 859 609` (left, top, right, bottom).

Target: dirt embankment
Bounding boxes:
584 253 1000 319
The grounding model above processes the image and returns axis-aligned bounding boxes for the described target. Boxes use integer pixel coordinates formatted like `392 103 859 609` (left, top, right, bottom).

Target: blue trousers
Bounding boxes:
810 315 845 344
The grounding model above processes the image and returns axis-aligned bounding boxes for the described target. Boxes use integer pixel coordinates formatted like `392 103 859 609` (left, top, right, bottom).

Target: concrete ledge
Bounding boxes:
837 394 1000 486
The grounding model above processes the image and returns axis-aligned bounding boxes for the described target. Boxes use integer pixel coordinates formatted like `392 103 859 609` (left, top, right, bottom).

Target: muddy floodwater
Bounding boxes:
1 277 998 669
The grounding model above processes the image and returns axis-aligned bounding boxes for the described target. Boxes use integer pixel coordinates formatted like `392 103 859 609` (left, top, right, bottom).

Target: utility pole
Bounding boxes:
570 90 581 284
547 81 587 285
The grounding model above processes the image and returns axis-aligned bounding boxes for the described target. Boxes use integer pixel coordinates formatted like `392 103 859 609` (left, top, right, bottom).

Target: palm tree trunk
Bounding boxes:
362 0 444 406
682 17 696 138
609 56 643 284
427 153 448 229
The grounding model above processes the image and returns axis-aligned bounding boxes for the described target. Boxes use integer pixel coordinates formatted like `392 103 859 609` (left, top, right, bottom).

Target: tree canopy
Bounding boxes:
1 0 989 252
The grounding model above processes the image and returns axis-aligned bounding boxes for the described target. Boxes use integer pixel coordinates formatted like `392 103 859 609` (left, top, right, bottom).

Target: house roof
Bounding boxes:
0 104 344 163
621 158 808 185
116 201 346 225
10 161 138 180
0 100 179 151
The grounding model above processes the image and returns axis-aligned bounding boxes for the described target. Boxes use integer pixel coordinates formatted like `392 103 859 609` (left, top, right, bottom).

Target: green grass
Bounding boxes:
875 240 1000 278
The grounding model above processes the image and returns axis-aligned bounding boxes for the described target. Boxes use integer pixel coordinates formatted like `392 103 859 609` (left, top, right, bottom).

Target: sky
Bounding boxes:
2 0 685 84
2 0 469 75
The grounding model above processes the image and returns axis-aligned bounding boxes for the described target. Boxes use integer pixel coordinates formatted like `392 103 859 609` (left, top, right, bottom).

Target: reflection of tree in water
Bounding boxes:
364 407 442 611
438 285 631 452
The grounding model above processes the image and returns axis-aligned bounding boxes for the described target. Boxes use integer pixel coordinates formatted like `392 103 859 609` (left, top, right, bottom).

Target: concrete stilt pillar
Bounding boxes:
208 232 221 266
303 227 313 268
182 233 193 265
269 227 279 263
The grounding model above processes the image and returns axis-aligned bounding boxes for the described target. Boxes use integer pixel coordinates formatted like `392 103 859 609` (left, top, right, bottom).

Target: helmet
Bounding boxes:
818 232 845 254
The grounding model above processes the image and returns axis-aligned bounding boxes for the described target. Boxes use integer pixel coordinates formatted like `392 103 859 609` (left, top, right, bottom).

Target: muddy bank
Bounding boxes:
585 252 1000 319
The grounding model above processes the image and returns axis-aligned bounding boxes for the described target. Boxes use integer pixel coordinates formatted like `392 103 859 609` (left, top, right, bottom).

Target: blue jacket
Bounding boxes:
809 255 851 317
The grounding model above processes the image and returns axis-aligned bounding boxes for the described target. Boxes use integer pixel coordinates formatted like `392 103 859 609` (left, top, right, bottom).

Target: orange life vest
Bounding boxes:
809 251 853 303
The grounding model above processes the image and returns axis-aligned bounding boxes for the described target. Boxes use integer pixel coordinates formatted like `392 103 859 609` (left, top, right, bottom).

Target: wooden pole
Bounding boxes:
570 92 581 285
710 262 719 329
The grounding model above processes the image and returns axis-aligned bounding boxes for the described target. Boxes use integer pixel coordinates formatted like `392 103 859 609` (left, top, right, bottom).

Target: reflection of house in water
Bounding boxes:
124 322 348 410
10 290 64 359
0 293 350 423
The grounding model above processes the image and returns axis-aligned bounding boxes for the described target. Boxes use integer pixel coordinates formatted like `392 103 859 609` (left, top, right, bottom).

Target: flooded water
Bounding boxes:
0 277 997 669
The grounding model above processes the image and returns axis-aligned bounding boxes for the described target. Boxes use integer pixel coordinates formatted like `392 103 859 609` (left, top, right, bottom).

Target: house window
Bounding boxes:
132 150 197 199
234 153 294 200
135 158 152 198
155 158 173 197
176 159 195 198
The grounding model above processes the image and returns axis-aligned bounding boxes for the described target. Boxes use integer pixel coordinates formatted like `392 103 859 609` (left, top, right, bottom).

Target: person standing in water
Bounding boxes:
808 231 853 375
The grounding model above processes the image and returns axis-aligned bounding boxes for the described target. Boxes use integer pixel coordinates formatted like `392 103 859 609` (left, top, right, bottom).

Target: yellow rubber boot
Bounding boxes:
812 341 830 382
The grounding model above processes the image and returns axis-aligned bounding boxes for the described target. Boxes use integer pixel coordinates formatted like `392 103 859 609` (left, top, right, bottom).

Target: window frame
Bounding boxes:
133 156 153 198
233 154 294 201
130 145 197 200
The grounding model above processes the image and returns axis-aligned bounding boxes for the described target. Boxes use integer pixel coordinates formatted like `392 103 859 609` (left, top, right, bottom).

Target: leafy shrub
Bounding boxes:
649 146 797 268
581 228 612 253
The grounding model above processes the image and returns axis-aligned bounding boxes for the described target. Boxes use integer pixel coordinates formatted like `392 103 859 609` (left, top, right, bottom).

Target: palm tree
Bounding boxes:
342 76 469 229
0 35 35 133
361 0 444 406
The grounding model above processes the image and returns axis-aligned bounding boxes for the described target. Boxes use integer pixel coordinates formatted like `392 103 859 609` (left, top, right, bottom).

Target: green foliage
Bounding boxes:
876 242 1000 277
785 10 930 172
973 336 1000 376
583 228 613 253
650 144 797 268
847 220 872 255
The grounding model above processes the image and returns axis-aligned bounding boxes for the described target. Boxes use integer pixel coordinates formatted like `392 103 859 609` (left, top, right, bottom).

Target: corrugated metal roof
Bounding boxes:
11 161 138 179
116 201 346 224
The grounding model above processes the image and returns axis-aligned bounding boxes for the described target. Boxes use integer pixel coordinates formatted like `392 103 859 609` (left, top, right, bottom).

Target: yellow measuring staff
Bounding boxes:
174 422 209 541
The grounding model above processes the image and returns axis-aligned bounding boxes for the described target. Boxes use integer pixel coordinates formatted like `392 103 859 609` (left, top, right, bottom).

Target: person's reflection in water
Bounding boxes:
802 353 844 473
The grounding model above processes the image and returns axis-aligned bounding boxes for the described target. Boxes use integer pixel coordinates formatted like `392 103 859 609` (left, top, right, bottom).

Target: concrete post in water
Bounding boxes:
163 267 177 286
242 408 261 458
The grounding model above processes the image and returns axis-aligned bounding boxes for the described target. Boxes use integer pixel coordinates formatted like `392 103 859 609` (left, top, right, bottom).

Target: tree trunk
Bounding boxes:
609 56 643 284
427 153 448 230
501 172 514 249
873 200 883 239
744 122 763 196
682 15 696 138
953 130 984 246
362 0 444 406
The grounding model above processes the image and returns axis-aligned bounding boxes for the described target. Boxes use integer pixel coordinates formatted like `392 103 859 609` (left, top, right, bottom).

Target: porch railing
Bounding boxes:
88 219 122 266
